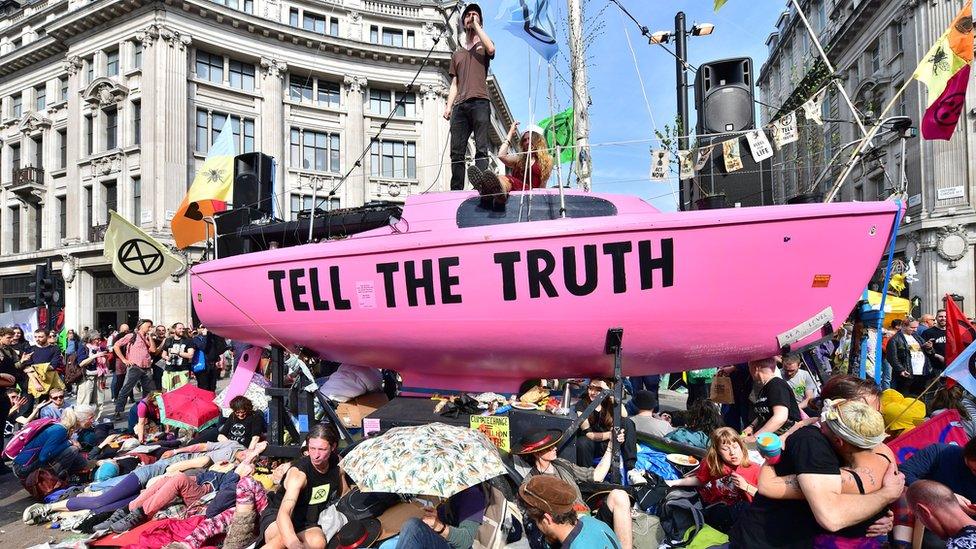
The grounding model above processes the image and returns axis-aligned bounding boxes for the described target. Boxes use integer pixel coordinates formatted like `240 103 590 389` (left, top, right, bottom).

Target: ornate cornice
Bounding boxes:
90 153 125 176
343 75 367 94
18 113 53 134
419 83 448 101
63 55 83 76
83 78 130 108
260 57 287 79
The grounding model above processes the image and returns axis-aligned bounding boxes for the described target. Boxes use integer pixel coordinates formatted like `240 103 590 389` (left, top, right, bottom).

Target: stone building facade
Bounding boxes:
0 0 513 332
757 0 976 316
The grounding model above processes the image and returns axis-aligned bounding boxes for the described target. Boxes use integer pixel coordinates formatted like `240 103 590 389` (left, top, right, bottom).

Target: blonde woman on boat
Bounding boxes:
468 122 554 207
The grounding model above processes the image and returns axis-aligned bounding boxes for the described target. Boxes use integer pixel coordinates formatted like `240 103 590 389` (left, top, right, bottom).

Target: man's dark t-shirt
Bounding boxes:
449 41 493 104
28 345 62 368
730 426 840 548
219 413 265 446
162 337 195 372
751 377 802 434
921 326 947 371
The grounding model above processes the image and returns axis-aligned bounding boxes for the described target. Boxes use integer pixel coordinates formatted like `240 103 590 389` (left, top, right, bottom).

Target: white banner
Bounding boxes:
746 129 774 162
801 88 827 126
694 145 715 171
677 150 695 180
650 149 670 181
772 112 799 148
0 308 39 345
722 139 744 173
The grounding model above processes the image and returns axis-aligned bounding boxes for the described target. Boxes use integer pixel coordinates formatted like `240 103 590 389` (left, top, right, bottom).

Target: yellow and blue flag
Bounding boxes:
172 119 236 248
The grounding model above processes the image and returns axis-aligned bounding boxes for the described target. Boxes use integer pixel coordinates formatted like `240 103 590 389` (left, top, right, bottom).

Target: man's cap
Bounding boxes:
633 390 658 412
519 475 577 515
512 429 563 455
462 3 482 20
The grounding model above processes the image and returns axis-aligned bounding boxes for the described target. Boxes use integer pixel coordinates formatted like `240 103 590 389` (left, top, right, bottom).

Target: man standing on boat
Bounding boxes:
444 3 495 191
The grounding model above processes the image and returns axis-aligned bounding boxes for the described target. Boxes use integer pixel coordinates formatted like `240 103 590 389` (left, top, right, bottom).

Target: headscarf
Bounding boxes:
822 398 887 449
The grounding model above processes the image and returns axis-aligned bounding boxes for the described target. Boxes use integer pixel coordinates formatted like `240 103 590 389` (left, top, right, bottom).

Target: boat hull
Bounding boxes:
191 194 899 392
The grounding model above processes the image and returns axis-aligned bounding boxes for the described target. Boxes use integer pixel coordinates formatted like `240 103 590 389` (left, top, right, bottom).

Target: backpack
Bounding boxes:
21 466 68 501
632 470 669 514
3 417 56 461
658 488 705 548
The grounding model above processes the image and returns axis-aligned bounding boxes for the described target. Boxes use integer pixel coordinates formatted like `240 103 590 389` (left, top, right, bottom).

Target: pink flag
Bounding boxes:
921 64 971 140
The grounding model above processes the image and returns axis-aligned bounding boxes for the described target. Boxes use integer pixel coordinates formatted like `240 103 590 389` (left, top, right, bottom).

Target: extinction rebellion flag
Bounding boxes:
913 1 973 140
105 211 184 290
538 107 575 164
497 0 560 61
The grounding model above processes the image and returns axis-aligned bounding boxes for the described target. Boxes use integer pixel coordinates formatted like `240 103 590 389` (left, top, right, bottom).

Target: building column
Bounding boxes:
259 57 287 216
342 75 367 205
74 269 95 333
419 83 449 192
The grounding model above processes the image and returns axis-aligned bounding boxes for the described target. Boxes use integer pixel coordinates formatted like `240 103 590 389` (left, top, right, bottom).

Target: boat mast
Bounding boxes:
567 0 592 192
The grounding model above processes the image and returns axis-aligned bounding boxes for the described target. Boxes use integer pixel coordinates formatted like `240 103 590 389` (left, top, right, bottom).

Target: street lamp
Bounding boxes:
650 13 714 211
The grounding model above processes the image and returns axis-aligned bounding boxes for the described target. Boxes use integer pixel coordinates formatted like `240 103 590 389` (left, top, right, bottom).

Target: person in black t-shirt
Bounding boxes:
921 309 948 373
160 323 196 391
218 395 265 448
908 480 976 549
742 357 803 442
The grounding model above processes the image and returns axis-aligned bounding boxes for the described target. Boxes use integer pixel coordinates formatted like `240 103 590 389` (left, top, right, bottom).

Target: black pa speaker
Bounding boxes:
233 153 275 217
695 57 755 135
213 207 263 258
694 135 774 209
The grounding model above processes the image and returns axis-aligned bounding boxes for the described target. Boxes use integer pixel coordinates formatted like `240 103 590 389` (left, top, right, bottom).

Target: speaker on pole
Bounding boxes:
695 57 755 135
233 153 275 217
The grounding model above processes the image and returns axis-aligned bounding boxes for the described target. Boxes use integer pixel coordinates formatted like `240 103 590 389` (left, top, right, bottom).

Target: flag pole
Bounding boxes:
548 63 566 218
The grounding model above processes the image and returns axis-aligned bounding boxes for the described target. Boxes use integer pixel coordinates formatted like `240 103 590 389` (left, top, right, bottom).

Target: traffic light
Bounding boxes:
29 260 57 307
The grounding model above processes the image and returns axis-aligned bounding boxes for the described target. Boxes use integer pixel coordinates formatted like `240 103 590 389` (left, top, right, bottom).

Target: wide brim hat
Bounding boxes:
326 518 382 549
461 3 483 20
512 428 563 455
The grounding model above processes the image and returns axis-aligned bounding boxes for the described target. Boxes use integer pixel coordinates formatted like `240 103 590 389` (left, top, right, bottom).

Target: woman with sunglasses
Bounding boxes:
36 388 66 421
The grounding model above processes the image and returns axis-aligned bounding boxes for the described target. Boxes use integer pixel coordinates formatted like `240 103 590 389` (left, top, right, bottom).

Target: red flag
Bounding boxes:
921 64 971 140
945 295 976 365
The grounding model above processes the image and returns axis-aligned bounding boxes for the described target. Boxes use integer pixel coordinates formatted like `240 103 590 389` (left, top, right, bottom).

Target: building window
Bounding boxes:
369 89 416 117
243 0 253 13
303 12 326 33
817 1 826 33
289 7 299 27
317 80 340 107
105 106 118 150
370 139 417 179
290 128 340 172
892 23 903 53
370 25 378 43
407 30 415 48
195 51 224 84
869 40 881 74
58 129 67 168
59 77 68 102
57 196 66 243
10 207 19 254
35 85 45 111
85 115 93 155
330 17 339 36
381 28 403 47
107 49 119 76
132 177 141 225
893 81 906 116
132 101 141 145
133 42 142 69
34 204 42 250
228 60 255 91
290 194 338 220
289 76 313 102
12 94 22 118
32 136 42 168
85 186 92 230
196 109 256 153
103 180 117 221
86 57 94 84
10 143 20 174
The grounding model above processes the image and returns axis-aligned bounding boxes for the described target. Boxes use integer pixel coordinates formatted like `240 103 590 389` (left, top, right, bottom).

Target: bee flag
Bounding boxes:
650 149 670 181
694 145 715 171
105 211 184 289
677 150 695 180
772 113 799 149
745 129 774 162
914 1 972 140
722 139 743 173
801 87 828 125
171 119 235 248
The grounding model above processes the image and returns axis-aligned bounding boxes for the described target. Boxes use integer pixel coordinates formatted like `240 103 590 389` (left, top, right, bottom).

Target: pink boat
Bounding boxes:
191 190 900 392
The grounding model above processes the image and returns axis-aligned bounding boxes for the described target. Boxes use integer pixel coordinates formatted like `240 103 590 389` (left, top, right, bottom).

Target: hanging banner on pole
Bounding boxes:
745 129 774 162
650 149 670 181
694 145 715 171
677 150 695 180
722 139 743 173
801 88 827 125
496 0 560 61
772 112 799 148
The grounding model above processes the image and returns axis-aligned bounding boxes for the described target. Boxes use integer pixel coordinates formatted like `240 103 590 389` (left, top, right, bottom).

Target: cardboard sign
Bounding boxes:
470 415 511 452
772 113 799 148
722 139 743 172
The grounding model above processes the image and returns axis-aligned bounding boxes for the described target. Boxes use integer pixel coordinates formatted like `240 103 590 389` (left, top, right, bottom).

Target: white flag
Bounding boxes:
801 88 827 126
772 112 799 148
745 129 774 162
677 150 695 180
104 211 184 290
694 145 715 171
650 149 670 181
722 139 743 172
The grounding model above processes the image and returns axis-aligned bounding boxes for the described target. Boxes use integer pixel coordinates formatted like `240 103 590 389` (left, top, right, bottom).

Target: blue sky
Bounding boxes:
482 0 784 211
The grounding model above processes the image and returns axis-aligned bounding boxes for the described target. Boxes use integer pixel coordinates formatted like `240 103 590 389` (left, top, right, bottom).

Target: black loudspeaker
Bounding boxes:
233 152 275 217
694 135 774 208
695 57 755 134
213 207 263 258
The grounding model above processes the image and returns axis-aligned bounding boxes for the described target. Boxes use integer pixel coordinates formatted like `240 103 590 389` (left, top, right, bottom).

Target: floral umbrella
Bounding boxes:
339 422 507 498
157 384 220 431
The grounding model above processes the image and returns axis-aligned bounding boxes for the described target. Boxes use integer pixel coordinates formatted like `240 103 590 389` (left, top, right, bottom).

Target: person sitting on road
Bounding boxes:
664 398 724 450
218 395 265 448
128 392 162 443
12 405 96 481
629 390 674 438
36 388 66 421
393 483 487 549
573 378 638 478
518 475 621 549
515 429 634 549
